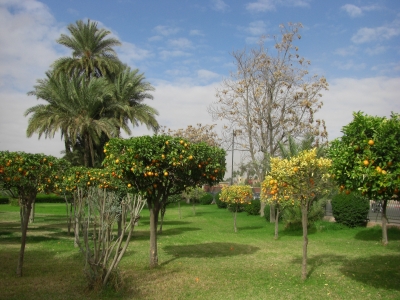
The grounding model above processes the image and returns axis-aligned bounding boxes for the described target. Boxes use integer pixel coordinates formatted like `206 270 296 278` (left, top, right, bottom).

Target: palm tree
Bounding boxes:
279 133 326 159
108 66 159 136
26 71 118 167
53 19 122 79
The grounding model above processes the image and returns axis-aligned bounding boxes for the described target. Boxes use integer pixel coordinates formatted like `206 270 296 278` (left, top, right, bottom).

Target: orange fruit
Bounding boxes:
363 160 369 166
368 140 374 146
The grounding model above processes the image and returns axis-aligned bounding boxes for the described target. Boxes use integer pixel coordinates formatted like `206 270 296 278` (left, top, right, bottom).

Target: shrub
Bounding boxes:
283 201 324 231
0 197 9 204
244 199 261 215
9 198 19 206
199 193 213 205
35 193 66 203
263 204 283 222
331 191 370 227
215 192 227 209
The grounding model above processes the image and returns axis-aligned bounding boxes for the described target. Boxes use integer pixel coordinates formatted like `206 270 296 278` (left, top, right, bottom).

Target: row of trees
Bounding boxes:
25 20 158 167
0 134 226 282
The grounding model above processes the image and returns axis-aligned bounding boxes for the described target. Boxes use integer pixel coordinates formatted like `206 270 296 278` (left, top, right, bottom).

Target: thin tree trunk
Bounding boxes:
233 206 238 232
274 207 280 240
158 203 166 233
17 198 33 277
381 200 388 246
301 205 308 280
270 203 276 223
260 201 265 217
178 202 181 219
29 200 35 223
149 203 160 268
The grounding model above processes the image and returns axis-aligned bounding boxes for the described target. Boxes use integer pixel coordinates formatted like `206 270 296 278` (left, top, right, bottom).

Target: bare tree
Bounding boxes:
158 124 222 147
208 23 328 218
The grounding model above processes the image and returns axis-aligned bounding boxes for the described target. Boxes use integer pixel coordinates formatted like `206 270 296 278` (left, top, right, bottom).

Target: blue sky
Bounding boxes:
0 0 399 169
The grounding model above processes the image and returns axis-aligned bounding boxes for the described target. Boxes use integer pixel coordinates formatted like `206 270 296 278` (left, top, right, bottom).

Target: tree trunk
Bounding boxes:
270 203 276 223
158 203 166 234
274 207 280 240
301 205 308 280
178 202 181 220
192 201 196 216
233 206 238 232
17 198 33 277
29 200 35 223
260 201 265 217
149 203 160 268
381 200 388 246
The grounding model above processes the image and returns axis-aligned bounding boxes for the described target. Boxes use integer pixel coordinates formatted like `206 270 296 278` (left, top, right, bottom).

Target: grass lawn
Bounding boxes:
0 202 399 300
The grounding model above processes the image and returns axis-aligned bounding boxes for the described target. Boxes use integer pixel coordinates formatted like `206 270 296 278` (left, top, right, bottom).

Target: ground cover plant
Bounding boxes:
1 202 400 300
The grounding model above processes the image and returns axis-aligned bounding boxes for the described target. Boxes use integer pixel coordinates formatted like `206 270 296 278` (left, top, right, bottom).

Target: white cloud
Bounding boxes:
117 42 151 64
341 4 362 17
320 77 400 140
246 20 267 36
341 4 381 18
197 69 221 83
211 0 229 12
365 45 387 55
190 29 205 36
333 60 366 71
351 25 400 44
246 0 311 12
168 38 193 49
154 25 180 36
334 45 358 57
148 35 163 42
0 0 64 91
159 50 191 60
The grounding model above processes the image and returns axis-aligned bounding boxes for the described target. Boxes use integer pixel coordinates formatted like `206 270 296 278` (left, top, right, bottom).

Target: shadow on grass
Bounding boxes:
291 252 400 291
354 226 400 241
339 254 400 291
132 227 201 241
161 242 260 266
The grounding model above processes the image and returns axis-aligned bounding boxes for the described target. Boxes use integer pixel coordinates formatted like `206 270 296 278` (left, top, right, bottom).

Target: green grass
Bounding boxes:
0 202 400 300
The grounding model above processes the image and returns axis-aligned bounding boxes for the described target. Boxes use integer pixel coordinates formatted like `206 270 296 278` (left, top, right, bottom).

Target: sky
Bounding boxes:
0 0 399 176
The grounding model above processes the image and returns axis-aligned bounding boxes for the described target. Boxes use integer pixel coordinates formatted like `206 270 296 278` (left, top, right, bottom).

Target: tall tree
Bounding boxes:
109 65 159 136
26 72 119 167
329 112 400 245
53 19 122 78
208 23 328 216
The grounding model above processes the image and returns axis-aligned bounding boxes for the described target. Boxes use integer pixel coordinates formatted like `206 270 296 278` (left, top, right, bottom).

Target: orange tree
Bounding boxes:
328 112 400 245
264 149 332 280
0 151 68 276
103 135 226 267
261 173 294 239
219 185 253 232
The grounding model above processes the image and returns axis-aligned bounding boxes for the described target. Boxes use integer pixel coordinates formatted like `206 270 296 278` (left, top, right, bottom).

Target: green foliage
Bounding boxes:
329 112 400 200
35 193 66 203
215 192 227 209
199 193 213 205
244 199 261 215
331 191 370 227
104 135 226 200
0 197 9 204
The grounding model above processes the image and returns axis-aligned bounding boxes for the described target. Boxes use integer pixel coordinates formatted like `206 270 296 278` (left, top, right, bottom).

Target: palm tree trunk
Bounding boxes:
17 195 34 277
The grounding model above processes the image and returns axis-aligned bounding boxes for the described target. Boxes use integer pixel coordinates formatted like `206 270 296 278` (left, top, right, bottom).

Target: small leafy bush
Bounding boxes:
244 199 261 215
283 201 324 231
35 193 66 203
263 204 283 222
0 197 9 204
215 192 227 209
331 191 369 227
200 193 213 205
